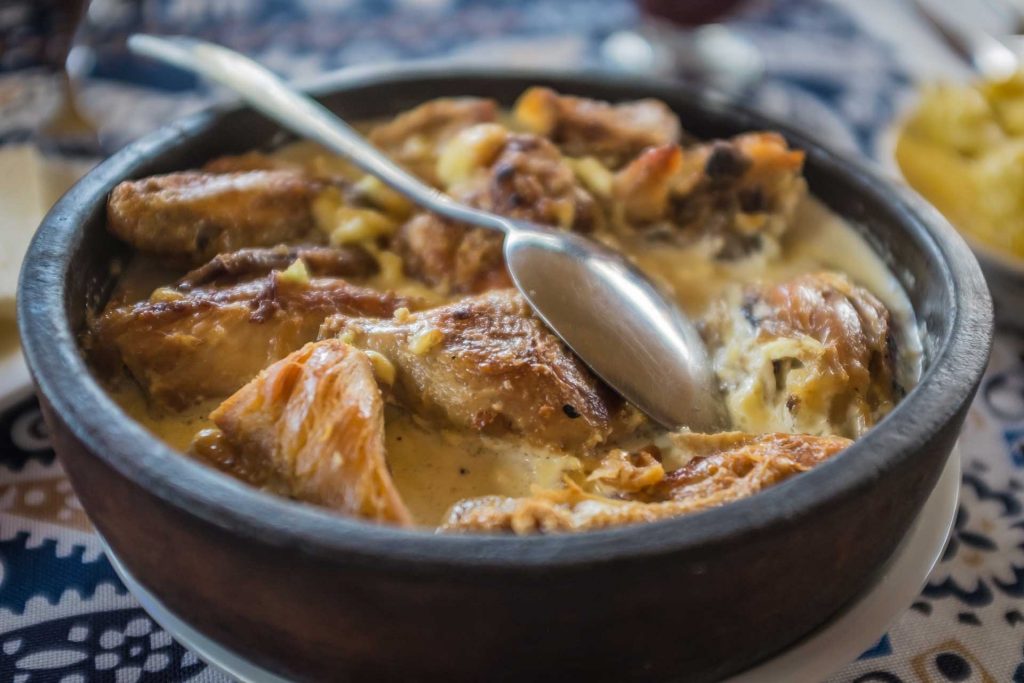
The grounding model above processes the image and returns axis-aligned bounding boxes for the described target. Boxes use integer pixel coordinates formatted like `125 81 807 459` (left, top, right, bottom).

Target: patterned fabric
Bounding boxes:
1 0 1022 680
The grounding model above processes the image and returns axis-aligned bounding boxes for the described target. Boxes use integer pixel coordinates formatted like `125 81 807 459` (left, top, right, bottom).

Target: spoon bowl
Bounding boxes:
504 222 725 431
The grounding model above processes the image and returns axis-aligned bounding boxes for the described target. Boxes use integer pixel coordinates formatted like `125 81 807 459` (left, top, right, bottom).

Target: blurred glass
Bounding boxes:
637 0 747 26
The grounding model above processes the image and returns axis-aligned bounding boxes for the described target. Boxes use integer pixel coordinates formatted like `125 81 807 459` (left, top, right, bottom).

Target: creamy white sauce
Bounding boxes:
384 408 582 525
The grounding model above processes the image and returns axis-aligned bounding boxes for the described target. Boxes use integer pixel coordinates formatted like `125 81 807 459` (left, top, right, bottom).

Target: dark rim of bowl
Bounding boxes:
18 65 993 573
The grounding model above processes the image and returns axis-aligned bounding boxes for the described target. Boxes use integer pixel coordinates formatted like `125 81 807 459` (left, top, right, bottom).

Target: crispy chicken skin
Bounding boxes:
513 86 683 167
442 431 850 533
209 340 412 525
368 97 498 186
91 272 413 409
107 170 323 261
176 244 378 290
321 289 616 449
613 133 806 257
704 272 899 438
395 131 599 292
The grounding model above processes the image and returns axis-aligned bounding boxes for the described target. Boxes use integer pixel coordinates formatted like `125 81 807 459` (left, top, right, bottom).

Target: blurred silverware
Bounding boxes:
913 0 1021 79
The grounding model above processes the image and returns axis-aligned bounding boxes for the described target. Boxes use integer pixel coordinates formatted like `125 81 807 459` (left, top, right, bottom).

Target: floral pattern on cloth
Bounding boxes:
1 0 1022 680
0 400 228 682
837 337 1024 682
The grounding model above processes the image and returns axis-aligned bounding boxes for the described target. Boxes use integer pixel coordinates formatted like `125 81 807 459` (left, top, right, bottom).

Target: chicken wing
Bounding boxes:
513 86 683 167
91 271 413 409
107 170 323 261
442 431 850 533
209 339 412 525
321 289 617 449
704 272 899 438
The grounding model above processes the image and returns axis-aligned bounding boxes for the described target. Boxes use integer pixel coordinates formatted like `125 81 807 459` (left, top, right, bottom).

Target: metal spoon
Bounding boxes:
128 34 726 432
912 0 1021 80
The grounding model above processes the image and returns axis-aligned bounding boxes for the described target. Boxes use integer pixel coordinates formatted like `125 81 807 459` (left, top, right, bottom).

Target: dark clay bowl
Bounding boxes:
19 68 993 682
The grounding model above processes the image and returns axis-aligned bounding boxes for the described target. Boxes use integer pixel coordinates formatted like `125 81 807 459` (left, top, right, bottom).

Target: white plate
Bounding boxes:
100 448 960 683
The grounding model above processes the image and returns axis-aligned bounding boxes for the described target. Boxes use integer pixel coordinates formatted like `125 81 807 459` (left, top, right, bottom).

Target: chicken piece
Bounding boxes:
442 431 850 534
647 431 850 501
91 272 413 409
107 170 323 261
704 272 899 439
368 97 498 186
513 86 683 167
453 132 601 231
176 244 378 290
209 339 412 525
613 133 806 258
395 214 512 294
321 289 616 449
394 131 600 292
585 445 666 495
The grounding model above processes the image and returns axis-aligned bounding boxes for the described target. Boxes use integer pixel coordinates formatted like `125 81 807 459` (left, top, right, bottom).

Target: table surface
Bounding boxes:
1 0 1023 681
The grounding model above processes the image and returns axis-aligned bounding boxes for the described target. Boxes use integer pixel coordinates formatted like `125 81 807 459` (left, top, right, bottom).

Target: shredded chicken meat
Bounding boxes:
704 271 900 438
443 432 851 534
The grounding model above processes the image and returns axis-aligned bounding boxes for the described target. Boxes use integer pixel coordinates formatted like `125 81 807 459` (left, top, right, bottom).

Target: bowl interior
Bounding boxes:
19 67 992 567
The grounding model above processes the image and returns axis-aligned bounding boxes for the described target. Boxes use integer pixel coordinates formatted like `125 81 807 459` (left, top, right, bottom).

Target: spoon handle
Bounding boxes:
127 34 509 234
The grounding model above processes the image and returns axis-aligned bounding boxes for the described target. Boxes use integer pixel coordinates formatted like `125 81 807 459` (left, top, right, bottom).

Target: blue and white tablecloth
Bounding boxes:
1 0 1023 680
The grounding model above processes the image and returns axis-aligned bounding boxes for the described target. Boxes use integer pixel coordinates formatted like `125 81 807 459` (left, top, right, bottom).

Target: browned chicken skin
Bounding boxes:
321 289 617 449
92 272 414 409
395 132 599 293
614 132 806 258
704 272 899 438
176 244 378 290
443 431 850 534
513 86 683 167
107 170 323 262
209 339 412 525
